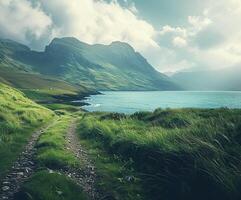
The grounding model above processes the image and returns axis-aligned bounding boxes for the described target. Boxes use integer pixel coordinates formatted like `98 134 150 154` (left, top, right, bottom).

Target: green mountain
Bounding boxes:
172 66 241 91
0 39 93 102
2 37 179 91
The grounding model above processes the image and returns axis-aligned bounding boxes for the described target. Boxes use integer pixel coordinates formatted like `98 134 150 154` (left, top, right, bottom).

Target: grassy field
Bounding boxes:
77 109 241 200
0 83 54 180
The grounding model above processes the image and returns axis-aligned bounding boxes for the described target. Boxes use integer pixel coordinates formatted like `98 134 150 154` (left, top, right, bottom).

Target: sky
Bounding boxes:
0 0 241 73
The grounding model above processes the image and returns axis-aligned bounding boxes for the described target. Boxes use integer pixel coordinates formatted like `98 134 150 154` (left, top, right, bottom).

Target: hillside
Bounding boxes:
0 37 180 91
0 39 95 103
172 66 241 91
0 83 54 180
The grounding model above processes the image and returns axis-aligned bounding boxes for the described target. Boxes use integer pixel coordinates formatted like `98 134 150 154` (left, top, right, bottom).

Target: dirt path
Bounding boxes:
61 121 100 200
0 122 54 200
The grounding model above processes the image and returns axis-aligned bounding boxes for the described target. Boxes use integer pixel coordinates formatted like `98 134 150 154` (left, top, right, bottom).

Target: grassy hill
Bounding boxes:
0 67 91 103
0 83 54 179
0 39 95 103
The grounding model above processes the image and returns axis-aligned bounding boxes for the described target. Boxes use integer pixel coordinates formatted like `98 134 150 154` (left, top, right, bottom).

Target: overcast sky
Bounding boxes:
0 0 241 73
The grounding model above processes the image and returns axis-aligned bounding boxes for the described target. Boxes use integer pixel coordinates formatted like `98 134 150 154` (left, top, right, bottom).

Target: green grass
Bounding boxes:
44 103 83 113
77 109 241 200
16 114 89 200
0 83 54 180
0 67 92 103
36 116 79 169
14 171 88 200
78 138 144 200
0 67 79 90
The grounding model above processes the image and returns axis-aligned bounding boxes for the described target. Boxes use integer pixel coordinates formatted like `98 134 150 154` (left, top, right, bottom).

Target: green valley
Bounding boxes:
1 0 241 199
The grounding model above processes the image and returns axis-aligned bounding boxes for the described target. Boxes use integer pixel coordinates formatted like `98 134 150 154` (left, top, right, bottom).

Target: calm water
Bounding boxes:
81 91 241 114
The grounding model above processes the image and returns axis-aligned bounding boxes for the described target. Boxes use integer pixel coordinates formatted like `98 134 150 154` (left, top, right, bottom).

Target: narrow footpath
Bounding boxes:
0 123 54 200
61 121 100 200
0 119 100 200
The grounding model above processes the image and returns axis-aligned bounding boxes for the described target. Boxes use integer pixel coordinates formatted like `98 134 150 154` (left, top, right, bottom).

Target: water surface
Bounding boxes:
81 91 241 114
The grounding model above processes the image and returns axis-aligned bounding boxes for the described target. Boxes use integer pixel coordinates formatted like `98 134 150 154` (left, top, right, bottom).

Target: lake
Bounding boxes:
81 91 241 114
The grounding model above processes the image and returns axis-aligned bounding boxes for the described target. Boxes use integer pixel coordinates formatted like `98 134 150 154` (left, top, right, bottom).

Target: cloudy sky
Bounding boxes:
0 0 241 73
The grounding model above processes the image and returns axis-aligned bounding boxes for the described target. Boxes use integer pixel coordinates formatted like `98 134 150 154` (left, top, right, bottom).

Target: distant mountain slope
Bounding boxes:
2 37 179 91
0 39 94 101
172 67 241 91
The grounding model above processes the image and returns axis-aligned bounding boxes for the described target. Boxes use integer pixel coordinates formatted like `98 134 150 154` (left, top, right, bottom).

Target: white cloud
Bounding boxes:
172 37 187 48
188 16 212 31
0 0 52 45
156 0 241 72
0 0 158 54
160 25 187 38
38 0 158 51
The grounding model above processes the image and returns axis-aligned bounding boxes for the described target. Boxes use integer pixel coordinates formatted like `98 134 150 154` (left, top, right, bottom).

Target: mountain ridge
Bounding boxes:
0 37 180 91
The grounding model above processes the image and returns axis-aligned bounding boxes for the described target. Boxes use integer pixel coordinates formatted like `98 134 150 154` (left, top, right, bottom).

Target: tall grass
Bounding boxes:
78 108 241 200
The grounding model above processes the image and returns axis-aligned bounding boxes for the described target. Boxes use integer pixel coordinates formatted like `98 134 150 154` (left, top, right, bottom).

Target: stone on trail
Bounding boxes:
2 186 10 191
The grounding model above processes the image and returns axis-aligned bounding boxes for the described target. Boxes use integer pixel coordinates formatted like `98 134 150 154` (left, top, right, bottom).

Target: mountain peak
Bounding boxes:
45 37 91 54
109 41 134 50
49 37 89 47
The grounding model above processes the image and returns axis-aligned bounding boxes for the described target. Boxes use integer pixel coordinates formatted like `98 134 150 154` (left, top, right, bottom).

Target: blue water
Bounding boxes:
81 91 241 114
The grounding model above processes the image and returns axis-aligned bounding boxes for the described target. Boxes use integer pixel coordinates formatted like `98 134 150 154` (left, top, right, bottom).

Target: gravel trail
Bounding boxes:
61 121 100 200
0 122 54 200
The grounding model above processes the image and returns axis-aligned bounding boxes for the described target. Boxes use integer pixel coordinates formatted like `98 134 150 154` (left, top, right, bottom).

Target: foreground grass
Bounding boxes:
0 83 54 180
77 109 241 200
78 137 144 200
